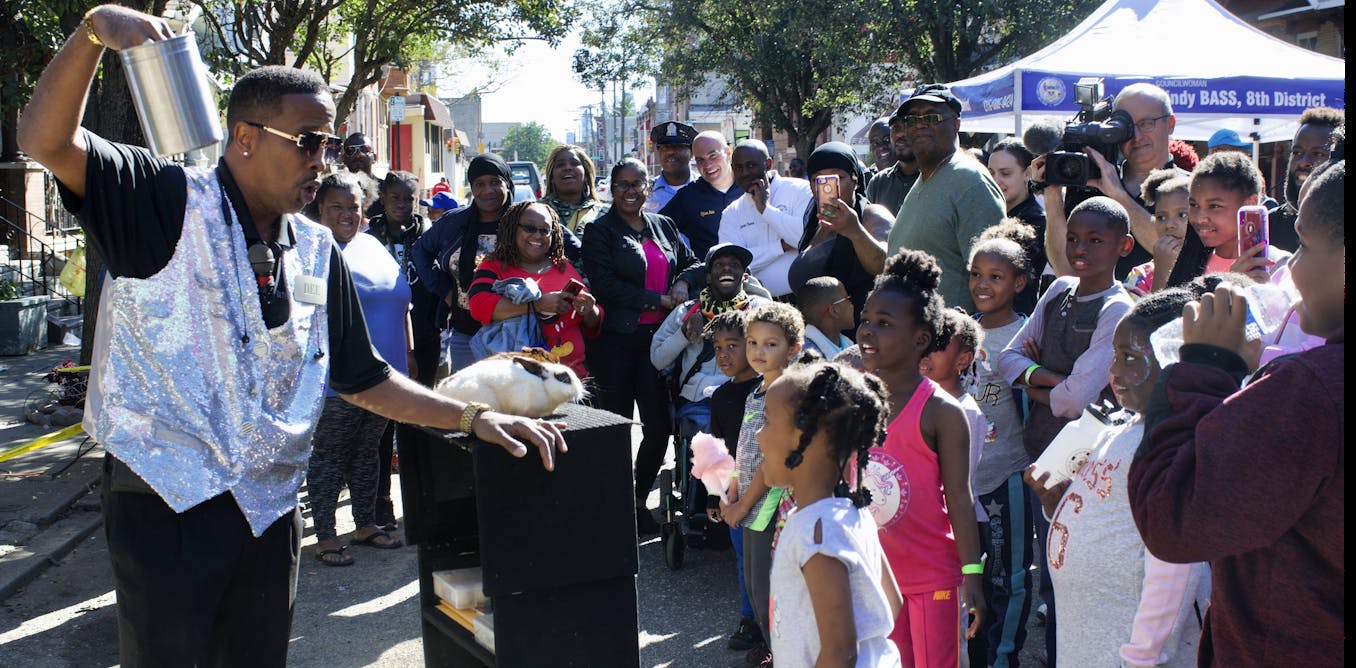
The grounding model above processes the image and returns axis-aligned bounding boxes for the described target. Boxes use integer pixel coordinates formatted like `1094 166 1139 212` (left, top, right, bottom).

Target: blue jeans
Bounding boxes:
729 525 754 618
440 329 477 376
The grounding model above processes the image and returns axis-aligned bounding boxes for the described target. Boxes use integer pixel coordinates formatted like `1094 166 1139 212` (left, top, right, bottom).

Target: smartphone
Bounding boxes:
814 174 840 221
1237 205 1269 257
562 278 585 297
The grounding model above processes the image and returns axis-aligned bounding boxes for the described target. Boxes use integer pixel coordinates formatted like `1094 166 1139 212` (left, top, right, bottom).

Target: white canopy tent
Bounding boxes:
935 0 1346 143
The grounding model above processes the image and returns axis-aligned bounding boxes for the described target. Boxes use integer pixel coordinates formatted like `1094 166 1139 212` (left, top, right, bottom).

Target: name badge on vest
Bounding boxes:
295 275 327 305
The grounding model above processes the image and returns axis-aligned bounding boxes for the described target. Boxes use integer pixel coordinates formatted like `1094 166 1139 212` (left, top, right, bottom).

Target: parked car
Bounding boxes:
512 184 537 203
595 176 610 202
508 161 543 199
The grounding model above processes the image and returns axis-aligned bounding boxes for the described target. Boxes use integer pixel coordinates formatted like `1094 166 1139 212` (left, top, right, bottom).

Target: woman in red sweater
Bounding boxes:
467 201 602 376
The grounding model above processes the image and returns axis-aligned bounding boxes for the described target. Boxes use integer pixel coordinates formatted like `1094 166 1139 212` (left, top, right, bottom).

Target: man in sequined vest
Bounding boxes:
16 6 565 667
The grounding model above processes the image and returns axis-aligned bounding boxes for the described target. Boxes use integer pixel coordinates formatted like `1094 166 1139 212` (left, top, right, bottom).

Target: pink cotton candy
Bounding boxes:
690 432 735 504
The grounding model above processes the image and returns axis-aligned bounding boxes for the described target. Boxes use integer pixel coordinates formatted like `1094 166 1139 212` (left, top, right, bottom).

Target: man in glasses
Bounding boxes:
16 6 564 667
341 132 383 216
1042 83 1184 279
863 116 896 185
886 83 1006 312
865 113 919 217
1268 106 1343 252
342 132 376 176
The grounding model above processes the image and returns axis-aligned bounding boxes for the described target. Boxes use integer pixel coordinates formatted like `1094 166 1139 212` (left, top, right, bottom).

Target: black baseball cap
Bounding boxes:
650 121 698 146
704 242 753 269
892 84 963 120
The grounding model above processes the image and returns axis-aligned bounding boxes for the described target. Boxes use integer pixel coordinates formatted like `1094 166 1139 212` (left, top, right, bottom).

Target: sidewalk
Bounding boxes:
0 344 105 601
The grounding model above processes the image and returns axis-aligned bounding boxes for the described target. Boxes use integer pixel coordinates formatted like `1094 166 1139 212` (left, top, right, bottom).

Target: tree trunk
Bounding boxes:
2 94 21 162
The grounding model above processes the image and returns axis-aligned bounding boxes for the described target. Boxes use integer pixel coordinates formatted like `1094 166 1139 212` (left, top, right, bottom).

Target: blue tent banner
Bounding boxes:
954 73 1343 119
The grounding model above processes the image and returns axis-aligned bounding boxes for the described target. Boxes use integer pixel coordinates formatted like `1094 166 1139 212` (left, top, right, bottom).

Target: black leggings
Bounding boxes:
588 325 672 502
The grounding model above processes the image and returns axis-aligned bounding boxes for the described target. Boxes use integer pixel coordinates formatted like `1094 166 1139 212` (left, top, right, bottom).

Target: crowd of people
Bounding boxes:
309 78 1342 668
14 5 1343 667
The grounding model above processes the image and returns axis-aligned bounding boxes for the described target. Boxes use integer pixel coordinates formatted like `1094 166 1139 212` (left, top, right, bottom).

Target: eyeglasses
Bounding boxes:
519 224 552 237
611 180 648 192
820 296 850 318
246 122 342 163
1133 114 1171 134
900 113 954 127
343 144 373 156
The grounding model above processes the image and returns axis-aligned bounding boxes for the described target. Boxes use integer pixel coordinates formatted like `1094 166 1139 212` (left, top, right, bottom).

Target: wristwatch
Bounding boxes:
83 7 104 47
459 401 491 435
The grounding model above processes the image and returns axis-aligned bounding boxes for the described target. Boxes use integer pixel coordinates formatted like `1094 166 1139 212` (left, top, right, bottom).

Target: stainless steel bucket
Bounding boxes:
119 34 222 157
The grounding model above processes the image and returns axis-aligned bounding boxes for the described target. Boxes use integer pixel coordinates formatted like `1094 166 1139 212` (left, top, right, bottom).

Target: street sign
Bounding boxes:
389 96 406 123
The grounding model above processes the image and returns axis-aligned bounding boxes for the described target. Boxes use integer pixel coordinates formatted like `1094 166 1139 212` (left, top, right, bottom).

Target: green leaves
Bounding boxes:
616 0 1099 158
501 122 559 170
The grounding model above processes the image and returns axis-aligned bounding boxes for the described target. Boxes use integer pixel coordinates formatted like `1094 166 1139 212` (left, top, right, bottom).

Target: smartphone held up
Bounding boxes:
1237 205 1269 257
814 174 841 225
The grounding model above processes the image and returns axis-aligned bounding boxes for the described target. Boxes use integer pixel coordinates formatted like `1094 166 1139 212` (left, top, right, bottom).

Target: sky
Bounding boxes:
448 32 655 142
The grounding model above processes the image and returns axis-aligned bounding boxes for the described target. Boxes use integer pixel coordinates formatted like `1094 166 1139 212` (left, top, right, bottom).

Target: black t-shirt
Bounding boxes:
1063 160 1185 280
1266 203 1299 253
710 375 760 445
58 130 390 394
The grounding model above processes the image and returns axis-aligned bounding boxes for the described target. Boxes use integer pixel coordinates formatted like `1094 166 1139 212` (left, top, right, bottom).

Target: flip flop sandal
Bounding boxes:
351 530 403 549
316 546 353 567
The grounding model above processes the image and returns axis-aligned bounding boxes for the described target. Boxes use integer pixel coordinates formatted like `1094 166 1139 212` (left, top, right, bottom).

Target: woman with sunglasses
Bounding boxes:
467 201 601 377
787 142 893 324
541 144 604 235
582 157 702 535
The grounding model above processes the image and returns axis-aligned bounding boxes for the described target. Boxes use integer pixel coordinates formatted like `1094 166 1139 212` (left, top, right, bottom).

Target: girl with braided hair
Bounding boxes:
760 362 904 666
857 248 986 666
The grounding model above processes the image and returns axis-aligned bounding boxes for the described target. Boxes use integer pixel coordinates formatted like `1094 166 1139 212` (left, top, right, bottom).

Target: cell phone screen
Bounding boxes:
563 279 585 296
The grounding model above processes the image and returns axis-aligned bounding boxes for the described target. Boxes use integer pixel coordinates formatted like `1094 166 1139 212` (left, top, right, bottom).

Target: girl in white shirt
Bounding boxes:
759 362 903 667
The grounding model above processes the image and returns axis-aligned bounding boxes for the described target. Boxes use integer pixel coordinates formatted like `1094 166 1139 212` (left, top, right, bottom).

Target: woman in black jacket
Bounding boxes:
582 158 701 535
987 137 1049 313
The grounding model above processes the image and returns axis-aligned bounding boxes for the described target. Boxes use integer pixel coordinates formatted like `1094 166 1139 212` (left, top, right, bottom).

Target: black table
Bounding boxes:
397 402 641 666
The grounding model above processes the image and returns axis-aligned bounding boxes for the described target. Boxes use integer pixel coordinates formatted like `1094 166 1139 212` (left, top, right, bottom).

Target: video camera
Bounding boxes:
1045 78 1136 187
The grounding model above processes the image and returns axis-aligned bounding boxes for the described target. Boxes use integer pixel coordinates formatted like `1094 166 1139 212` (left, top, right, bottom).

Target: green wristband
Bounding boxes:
1022 364 1041 385
961 563 983 575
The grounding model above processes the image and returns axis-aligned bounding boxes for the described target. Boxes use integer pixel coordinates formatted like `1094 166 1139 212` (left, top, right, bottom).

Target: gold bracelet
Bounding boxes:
83 7 104 47
459 401 491 435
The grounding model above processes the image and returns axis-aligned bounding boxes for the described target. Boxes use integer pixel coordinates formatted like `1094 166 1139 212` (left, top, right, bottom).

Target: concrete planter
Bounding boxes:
0 295 50 355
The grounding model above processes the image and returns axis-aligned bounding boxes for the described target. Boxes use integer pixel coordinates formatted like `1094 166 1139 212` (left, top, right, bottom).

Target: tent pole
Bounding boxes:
1251 118 1261 163
1014 70 1024 137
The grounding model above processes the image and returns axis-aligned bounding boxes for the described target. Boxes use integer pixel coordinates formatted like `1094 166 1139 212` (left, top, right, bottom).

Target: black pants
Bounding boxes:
588 325 672 502
104 470 301 668
375 420 397 526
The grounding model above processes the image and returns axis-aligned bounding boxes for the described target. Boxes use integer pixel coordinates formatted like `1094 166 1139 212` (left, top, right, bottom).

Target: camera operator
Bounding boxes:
1036 83 1188 280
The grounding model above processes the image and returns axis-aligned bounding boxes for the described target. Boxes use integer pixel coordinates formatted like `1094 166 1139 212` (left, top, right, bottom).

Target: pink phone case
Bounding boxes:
1237 205 1269 257
814 174 840 215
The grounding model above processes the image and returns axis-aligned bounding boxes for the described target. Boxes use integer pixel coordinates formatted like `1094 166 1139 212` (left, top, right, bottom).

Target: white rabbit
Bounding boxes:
435 349 586 419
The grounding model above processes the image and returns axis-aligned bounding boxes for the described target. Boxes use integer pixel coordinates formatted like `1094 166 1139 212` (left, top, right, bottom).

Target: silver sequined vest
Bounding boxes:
85 167 332 536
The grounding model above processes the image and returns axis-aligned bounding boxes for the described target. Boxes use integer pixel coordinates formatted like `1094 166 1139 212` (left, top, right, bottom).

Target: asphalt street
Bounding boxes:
0 404 1045 666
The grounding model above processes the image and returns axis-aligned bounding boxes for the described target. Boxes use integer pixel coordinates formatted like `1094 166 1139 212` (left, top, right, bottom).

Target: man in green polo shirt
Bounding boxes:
886 84 1005 312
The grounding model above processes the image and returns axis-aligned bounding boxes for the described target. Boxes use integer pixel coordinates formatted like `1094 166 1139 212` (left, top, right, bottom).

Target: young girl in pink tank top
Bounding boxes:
858 249 986 667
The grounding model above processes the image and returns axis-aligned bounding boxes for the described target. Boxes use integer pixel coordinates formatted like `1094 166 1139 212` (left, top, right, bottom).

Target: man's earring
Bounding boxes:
242 151 250 158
